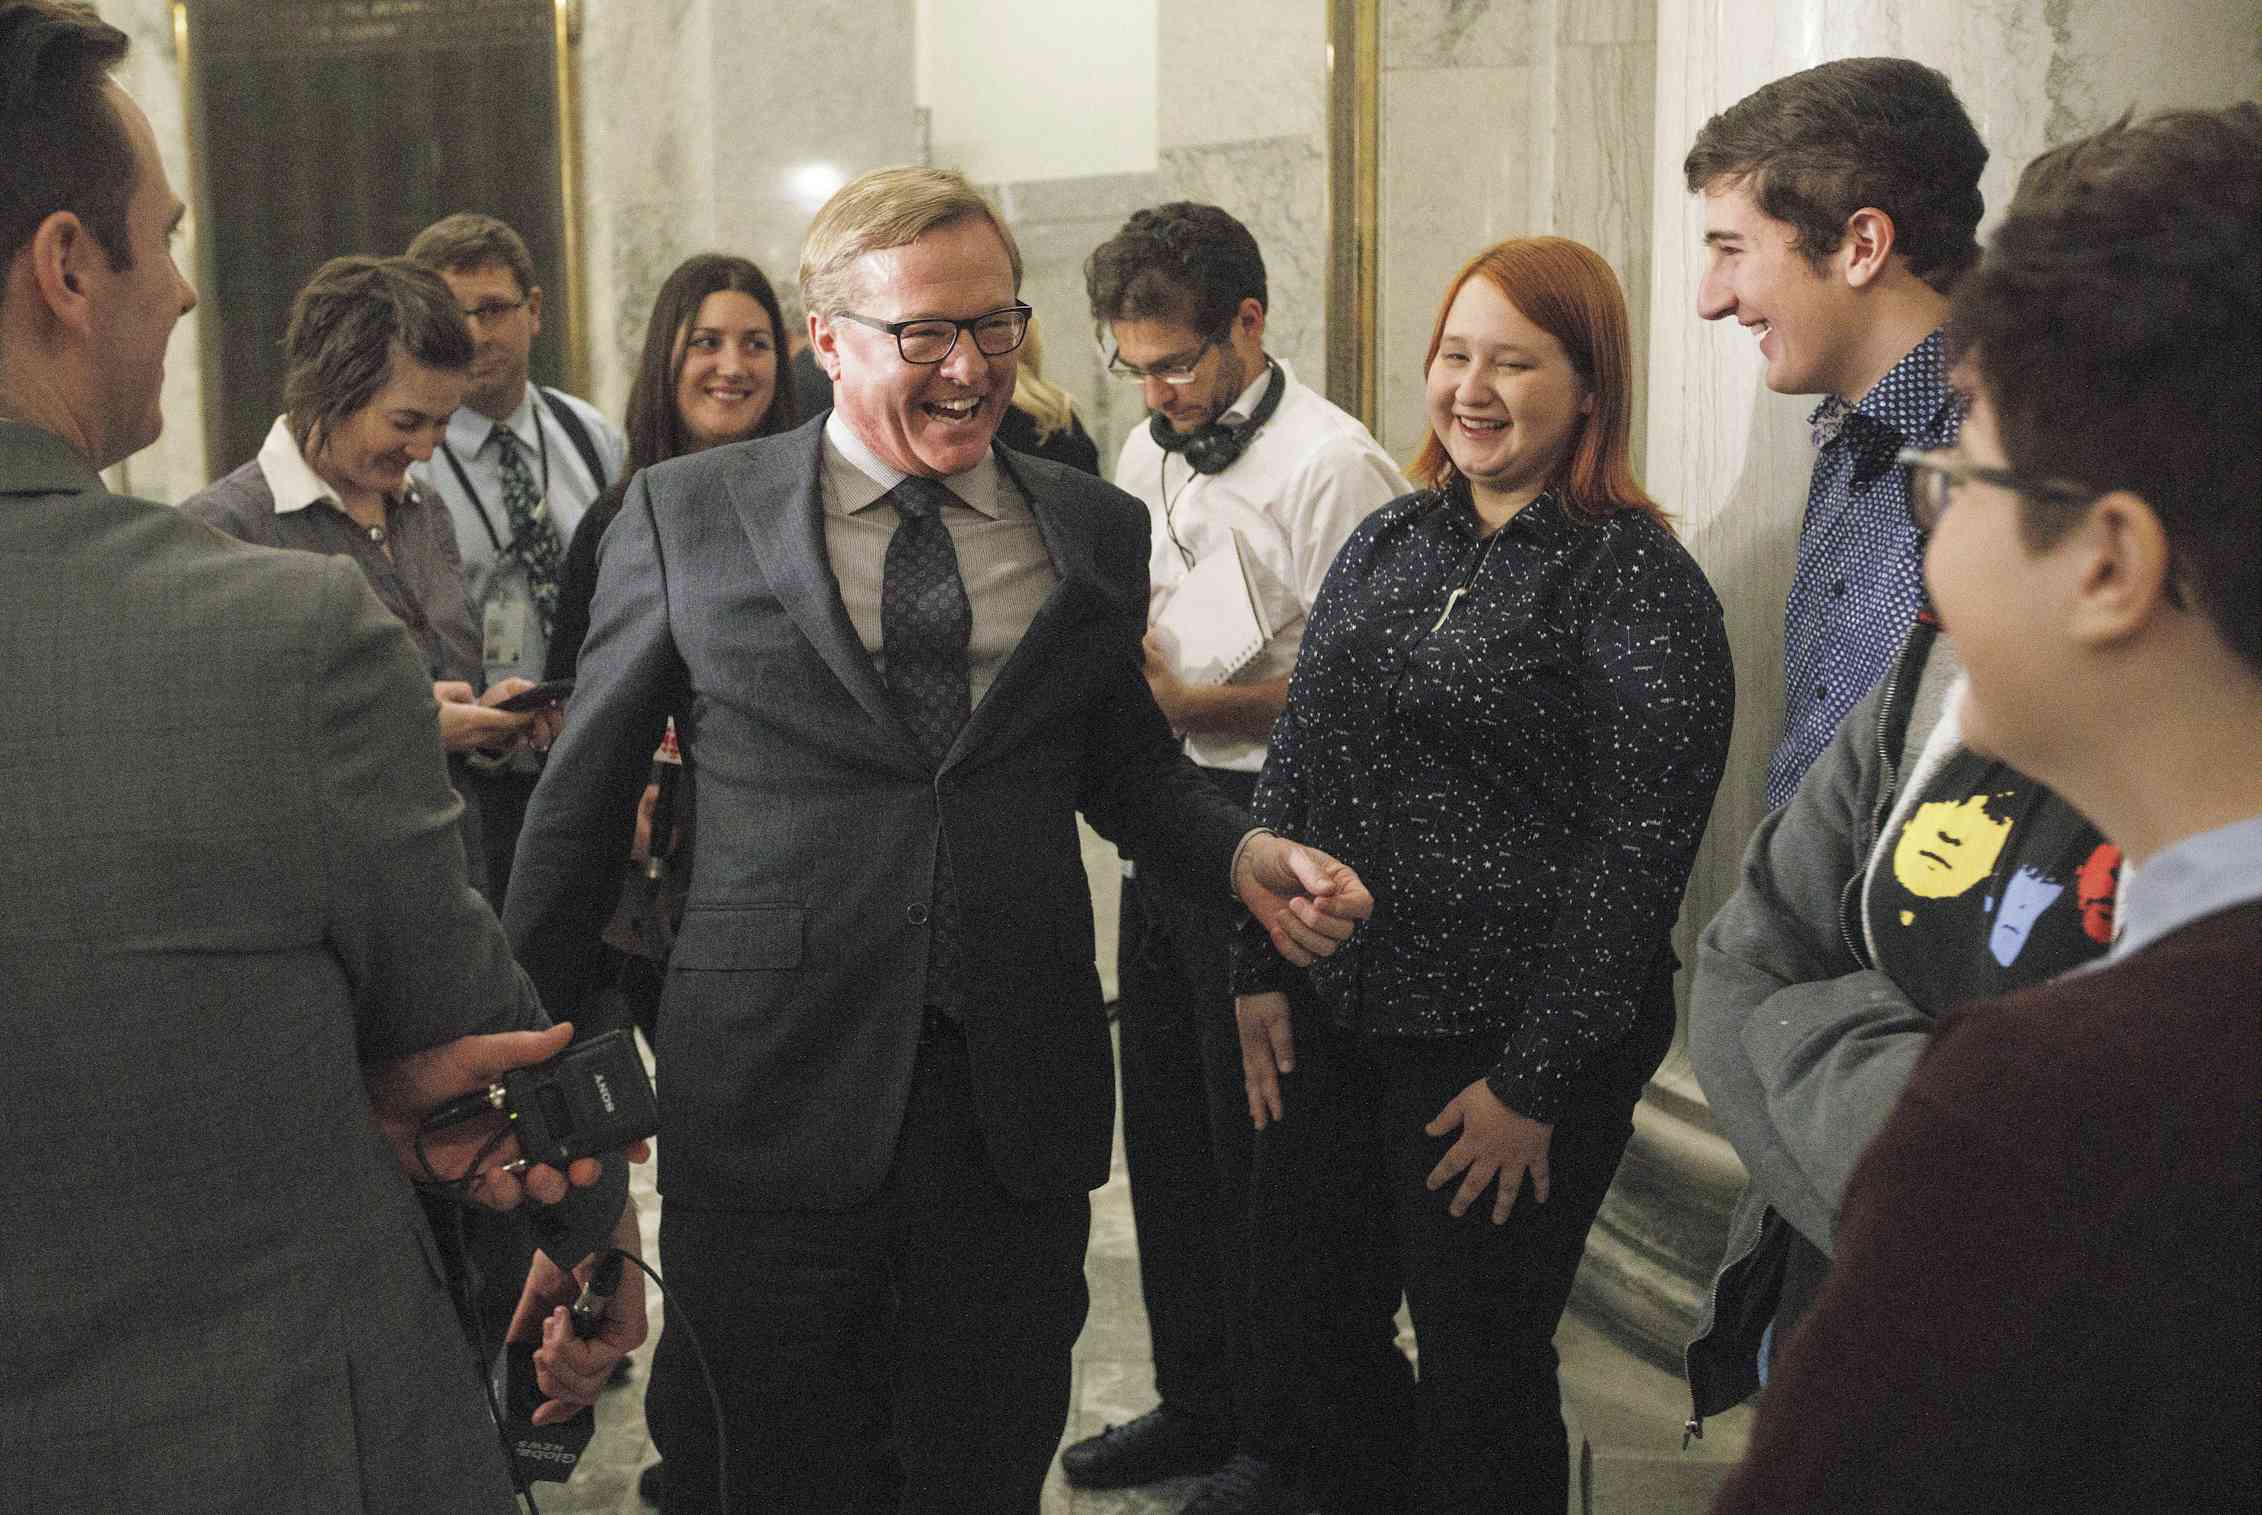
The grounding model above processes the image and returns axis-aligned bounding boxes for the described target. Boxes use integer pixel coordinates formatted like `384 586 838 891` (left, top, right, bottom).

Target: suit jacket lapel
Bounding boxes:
724 422 922 758
946 446 1114 769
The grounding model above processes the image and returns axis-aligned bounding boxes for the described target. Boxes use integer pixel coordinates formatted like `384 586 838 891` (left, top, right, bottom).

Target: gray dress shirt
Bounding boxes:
819 411 1058 709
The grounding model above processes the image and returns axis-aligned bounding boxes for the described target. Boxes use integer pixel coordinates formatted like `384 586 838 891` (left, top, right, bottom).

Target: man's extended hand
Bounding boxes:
507 1207 649 1425
1424 1078 1552 1224
1232 833 1373 966
363 1022 648 1209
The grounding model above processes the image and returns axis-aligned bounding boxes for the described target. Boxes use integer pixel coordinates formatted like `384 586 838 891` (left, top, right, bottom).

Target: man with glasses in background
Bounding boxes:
1069 202 1406 1515
506 167 1377 1514
406 211 624 903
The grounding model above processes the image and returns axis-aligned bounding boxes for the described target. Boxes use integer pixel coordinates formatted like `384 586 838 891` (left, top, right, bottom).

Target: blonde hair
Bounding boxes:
798 165 1023 320
1010 313 1077 442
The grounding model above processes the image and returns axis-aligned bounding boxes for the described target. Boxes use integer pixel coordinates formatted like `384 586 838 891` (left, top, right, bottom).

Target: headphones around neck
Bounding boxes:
1149 359 1284 476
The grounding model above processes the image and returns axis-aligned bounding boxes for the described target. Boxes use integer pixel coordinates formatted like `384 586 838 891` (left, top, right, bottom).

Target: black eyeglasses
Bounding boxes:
831 302 1032 364
1098 330 1223 386
1896 446 2097 534
1899 446 2190 610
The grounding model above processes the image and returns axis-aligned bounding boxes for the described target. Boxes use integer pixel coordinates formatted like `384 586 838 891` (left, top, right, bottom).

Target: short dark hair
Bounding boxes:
624 252 799 476
282 256 474 454
1949 102 2262 674
0 1 134 284
405 211 537 297
1085 202 1267 338
1684 57 1987 294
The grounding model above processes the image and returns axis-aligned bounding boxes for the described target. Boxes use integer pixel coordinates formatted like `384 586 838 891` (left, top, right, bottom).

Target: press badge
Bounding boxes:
484 594 530 670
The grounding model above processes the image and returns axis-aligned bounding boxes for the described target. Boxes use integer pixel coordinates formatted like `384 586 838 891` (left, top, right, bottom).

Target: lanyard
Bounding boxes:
437 404 552 558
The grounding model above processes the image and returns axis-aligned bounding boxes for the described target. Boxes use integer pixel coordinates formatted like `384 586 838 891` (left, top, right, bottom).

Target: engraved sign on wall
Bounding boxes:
181 0 578 474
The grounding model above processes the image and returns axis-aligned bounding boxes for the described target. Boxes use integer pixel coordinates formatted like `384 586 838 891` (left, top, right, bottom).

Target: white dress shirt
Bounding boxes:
1112 358 1408 771
408 383 625 687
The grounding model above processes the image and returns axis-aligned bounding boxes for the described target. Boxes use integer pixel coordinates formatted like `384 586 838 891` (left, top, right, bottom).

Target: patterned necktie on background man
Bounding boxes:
881 474 973 1012
491 424 564 636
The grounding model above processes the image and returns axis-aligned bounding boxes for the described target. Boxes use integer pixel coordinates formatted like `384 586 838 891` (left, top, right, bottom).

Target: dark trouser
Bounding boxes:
647 1020 1090 1515
1249 984 1644 1515
462 762 538 907
1118 765 1371 1452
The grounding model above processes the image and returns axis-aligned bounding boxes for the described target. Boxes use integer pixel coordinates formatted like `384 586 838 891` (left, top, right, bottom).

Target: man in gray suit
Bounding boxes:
0 5 636 1507
506 166 1372 1513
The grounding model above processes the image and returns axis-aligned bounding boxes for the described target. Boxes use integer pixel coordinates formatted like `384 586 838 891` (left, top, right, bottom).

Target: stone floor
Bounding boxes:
538 827 1751 1512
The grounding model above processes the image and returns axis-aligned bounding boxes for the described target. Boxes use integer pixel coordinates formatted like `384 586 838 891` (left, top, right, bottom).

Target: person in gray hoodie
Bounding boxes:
1683 607 2121 1439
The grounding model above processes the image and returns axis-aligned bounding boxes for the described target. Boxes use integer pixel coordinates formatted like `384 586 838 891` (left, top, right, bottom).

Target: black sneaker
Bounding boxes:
1179 1453 1300 1515
637 1460 663 1506
1060 1406 1229 1489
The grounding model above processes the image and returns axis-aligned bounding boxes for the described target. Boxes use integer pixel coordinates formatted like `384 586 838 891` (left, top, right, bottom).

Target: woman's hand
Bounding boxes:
1235 991 1295 1129
432 679 537 755
1424 1078 1551 1224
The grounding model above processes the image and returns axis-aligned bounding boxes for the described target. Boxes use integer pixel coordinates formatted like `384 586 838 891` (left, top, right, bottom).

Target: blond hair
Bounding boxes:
1010 313 1077 442
798 166 1023 320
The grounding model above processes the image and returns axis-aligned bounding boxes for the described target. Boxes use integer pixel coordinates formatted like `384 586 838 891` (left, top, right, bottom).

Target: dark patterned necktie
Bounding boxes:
881 475 973 760
882 475 972 1012
491 425 564 636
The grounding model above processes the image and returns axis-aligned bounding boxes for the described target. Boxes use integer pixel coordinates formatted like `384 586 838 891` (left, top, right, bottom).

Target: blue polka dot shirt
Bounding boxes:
1767 328 1964 808
1232 487 1736 1122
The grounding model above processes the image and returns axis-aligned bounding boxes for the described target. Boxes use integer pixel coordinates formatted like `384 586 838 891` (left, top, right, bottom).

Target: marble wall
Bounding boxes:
104 0 204 507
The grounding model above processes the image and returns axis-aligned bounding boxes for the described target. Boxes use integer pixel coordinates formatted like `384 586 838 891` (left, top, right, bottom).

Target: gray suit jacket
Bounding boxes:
506 418 1249 1209
0 422 539 1511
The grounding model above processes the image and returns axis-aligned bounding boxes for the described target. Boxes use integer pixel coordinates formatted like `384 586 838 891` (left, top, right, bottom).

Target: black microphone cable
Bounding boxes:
416 1096 733 1511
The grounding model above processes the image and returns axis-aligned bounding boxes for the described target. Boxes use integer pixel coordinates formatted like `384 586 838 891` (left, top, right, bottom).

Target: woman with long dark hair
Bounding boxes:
547 253 799 677
1231 237 1735 1514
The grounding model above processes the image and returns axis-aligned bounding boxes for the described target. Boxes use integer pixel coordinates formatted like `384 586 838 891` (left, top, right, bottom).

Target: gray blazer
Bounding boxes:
506 417 1249 1209
0 422 538 1511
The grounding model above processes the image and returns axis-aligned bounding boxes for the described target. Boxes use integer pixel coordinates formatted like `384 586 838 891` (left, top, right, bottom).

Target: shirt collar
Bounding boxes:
822 409 1005 520
445 386 538 457
1806 327 1961 448
257 416 339 514
258 414 425 517
2112 814 2262 961
1215 357 1288 428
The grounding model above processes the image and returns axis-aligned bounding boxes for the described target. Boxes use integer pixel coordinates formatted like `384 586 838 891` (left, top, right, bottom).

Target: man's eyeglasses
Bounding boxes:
1099 331 1222 386
832 302 1032 365
1896 446 2096 535
460 298 528 325
1899 446 2187 609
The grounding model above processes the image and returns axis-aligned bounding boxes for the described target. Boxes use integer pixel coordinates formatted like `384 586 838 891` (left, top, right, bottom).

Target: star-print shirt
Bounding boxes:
1866 748 2119 1014
1232 486 1736 1122
1767 329 1964 809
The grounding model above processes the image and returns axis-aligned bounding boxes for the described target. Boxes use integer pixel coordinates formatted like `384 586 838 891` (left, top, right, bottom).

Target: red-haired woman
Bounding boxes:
1230 237 1734 1514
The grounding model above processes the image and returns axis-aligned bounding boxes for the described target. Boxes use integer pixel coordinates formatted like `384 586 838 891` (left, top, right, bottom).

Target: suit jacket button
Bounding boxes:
906 903 930 926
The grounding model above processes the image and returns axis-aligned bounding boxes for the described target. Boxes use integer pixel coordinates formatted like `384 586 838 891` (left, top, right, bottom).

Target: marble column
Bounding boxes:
1156 0 1331 400
106 0 209 508
1372 0 1658 462
1590 0 2262 1372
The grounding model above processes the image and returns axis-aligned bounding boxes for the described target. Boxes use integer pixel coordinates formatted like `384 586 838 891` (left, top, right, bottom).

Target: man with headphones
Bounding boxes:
1070 203 1407 1515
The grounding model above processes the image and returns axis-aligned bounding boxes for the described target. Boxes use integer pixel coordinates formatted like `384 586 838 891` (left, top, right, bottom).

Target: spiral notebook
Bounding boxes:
1150 531 1274 687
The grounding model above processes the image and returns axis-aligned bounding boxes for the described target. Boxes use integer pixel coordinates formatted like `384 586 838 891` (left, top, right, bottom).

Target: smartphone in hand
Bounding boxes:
494 678 574 713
